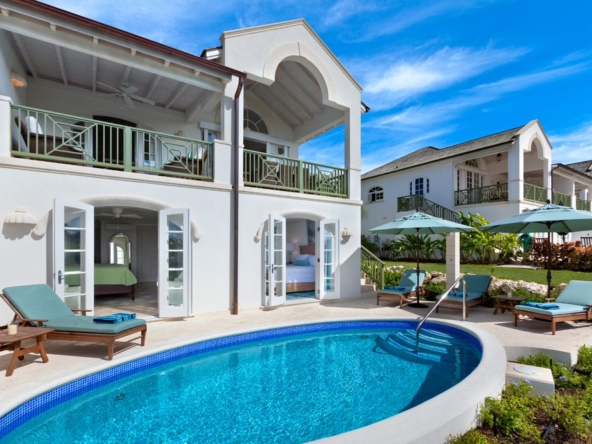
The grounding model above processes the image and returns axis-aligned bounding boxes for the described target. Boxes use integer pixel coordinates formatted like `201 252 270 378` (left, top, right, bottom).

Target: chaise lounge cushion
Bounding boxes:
3 284 146 333
444 292 484 302
555 281 592 306
516 303 588 316
44 316 146 334
438 275 492 303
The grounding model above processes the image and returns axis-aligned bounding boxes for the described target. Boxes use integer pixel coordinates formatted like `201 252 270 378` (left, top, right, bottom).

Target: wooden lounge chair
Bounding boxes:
377 269 426 307
513 280 592 335
436 274 492 317
1 284 147 360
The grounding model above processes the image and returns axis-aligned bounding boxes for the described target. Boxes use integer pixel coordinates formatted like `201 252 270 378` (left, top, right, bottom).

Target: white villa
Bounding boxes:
0 0 364 323
362 120 592 240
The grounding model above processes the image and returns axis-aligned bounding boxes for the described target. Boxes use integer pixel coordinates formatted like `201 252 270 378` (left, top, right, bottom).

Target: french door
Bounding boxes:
318 219 339 300
264 214 286 307
158 208 191 317
54 199 95 312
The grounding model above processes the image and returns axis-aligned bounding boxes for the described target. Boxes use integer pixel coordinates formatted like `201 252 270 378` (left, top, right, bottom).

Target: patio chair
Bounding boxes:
1 284 147 360
513 280 592 335
377 269 426 307
436 274 492 317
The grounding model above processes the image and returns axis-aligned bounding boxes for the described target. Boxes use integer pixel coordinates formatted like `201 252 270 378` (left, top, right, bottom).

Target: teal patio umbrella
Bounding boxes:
482 203 592 299
369 211 475 308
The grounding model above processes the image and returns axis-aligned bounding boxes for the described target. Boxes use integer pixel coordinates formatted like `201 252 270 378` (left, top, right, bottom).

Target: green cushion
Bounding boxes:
399 269 426 288
379 287 413 295
45 316 146 334
556 281 592 306
516 303 588 316
439 292 483 302
3 284 74 322
458 275 492 294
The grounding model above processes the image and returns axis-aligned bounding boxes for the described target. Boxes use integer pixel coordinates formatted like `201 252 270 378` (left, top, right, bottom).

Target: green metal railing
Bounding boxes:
243 149 348 197
523 182 548 204
454 183 509 206
11 105 213 180
361 246 385 290
397 194 462 224
577 198 591 211
552 191 571 207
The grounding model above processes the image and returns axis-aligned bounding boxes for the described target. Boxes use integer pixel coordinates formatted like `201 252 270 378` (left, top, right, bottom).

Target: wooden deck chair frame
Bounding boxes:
1 293 147 360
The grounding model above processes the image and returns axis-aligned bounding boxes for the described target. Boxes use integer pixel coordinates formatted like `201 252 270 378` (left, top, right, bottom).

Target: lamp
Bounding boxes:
341 227 353 240
4 207 38 224
286 243 298 263
496 153 502 162
10 70 27 88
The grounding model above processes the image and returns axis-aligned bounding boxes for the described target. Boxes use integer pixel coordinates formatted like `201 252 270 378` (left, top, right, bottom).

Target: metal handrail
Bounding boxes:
415 275 465 353
361 245 385 290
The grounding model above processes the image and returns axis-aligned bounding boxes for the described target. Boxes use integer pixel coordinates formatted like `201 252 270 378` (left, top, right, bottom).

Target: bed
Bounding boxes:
94 264 138 301
286 245 316 293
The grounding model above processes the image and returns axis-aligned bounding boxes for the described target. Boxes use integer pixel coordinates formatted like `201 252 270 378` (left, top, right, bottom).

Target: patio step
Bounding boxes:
374 328 481 368
361 283 376 293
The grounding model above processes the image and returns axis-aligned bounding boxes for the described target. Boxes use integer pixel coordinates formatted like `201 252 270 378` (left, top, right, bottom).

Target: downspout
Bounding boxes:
231 75 245 315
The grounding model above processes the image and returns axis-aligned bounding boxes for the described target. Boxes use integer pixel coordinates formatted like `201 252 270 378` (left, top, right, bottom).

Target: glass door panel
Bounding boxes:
158 208 191 317
265 214 286 307
54 199 94 312
318 219 339 300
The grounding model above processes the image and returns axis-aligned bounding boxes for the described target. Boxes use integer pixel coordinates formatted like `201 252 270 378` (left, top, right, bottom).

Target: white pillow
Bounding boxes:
24 116 43 135
294 254 309 262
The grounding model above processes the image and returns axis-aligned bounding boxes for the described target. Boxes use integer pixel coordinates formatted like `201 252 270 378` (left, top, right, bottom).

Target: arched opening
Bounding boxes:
109 232 130 266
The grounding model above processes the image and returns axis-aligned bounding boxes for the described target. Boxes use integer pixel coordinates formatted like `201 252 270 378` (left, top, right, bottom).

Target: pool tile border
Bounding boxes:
0 320 481 440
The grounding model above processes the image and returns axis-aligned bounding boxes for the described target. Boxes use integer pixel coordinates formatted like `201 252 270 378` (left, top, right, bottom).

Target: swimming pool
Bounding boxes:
0 320 504 443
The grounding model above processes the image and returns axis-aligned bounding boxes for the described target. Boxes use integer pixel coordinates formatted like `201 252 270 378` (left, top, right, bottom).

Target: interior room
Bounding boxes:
285 218 317 303
93 207 158 318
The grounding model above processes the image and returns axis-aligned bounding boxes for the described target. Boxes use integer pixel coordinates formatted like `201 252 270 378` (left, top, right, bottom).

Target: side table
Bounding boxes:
491 295 526 315
0 326 54 376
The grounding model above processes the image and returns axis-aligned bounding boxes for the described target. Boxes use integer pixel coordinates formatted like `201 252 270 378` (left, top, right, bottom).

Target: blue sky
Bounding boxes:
44 0 592 172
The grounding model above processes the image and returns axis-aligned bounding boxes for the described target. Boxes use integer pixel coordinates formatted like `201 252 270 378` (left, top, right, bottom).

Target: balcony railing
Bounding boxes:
397 194 461 224
11 105 213 180
454 183 509 206
577 198 591 211
523 182 548 204
243 149 348 198
552 191 571 206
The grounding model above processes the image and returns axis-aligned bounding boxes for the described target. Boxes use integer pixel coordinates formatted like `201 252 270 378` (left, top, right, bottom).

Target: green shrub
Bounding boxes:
516 352 552 368
384 268 404 287
447 429 496 444
545 391 592 438
423 281 446 300
575 344 592 375
516 352 586 388
480 382 542 442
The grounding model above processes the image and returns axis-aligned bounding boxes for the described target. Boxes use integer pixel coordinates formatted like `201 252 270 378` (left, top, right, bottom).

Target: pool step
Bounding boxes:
374 328 481 367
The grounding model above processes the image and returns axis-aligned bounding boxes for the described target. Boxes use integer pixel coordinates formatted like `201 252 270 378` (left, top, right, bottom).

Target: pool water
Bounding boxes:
1 322 481 443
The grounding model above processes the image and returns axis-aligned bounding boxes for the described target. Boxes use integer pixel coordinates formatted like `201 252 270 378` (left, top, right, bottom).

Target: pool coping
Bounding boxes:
0 317 507 442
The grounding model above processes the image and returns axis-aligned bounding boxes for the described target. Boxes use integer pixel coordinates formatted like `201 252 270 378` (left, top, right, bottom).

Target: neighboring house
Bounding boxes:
0 0 364 323
361 120 592 238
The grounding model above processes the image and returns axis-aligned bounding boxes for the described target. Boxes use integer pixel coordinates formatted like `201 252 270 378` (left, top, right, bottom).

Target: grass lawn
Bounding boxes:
385 261 592 285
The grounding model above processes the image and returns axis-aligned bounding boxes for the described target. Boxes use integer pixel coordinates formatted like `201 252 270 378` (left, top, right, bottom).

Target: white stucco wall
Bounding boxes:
0 30 27 106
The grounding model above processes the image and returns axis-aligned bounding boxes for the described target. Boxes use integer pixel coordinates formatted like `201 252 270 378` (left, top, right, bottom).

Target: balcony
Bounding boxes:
454 183 509 206
243 149 348 198
11 105 212 180
577 198 591 211
552 191 571 206
523 182 548 204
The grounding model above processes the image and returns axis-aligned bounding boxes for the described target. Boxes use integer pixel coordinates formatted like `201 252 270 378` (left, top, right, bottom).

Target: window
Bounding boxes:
368 186 384 202
244 109 268 134
415 178 424 195
426 178 430 193
465 159 478 168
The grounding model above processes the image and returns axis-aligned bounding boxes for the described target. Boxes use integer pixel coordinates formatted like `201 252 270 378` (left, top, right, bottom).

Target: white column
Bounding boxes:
345 105 361 200
508 138 523 202
446 232 460 289
0 95 13 157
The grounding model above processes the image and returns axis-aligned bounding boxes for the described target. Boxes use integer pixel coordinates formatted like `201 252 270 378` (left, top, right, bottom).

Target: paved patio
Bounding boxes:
1 292 591 419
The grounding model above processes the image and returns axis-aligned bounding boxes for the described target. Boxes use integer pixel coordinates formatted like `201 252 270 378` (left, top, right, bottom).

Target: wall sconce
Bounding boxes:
341 227 353 240
11 70 27 88
4 207 38 224
496 153 502 162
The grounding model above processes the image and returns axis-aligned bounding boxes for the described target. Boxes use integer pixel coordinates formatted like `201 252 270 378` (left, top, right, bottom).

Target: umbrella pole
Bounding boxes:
547 224 552 300
414 229 428 308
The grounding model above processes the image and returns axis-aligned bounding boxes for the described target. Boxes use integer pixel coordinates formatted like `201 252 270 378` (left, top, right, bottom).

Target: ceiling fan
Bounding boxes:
96 208 143 219
96 81 155 108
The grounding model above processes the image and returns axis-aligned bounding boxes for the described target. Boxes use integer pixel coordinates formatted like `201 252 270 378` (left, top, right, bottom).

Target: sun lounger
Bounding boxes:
513 280 592 334
377 269 426 307
436 275 492 317
1 284 147 360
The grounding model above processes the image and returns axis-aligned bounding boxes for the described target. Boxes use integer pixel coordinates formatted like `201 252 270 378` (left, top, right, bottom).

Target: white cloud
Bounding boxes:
360 46 527 111
550 122 592 164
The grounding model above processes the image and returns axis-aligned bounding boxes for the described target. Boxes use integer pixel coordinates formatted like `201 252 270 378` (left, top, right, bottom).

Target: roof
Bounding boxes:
362 125 525 180
561 160 592 176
